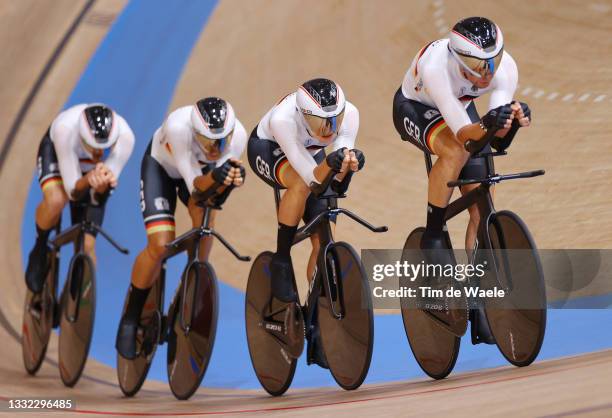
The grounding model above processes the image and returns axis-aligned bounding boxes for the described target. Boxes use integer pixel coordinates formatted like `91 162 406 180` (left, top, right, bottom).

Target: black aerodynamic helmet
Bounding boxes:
191 97 236 154
79 104 118 150
296 78 346 137
448 17 504 78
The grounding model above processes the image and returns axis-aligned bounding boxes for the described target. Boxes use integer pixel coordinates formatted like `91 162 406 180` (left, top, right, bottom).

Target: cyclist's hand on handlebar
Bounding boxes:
481 104 514 131
228 158 246 187
88 163 111 193
511 101 531 127
97 163 118 188
212 160 234 185
349 149 365 172
326 147 348 172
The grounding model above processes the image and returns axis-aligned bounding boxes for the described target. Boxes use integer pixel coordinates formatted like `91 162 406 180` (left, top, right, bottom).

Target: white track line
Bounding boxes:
594 94 606 103
578 93 591 102
521 87 533 96
547 92 559 101
533 90 545 99
562 93 575 102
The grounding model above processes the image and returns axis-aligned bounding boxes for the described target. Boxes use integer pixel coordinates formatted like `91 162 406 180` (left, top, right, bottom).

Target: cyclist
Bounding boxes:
116 97 247 359
392 17 532 341
248 78 365 367
25 104 135 294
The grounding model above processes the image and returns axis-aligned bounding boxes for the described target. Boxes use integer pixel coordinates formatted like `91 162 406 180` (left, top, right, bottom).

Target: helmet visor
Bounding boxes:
458 49 503 78
195 131 233 155
302 109 345 138
81 138 112 159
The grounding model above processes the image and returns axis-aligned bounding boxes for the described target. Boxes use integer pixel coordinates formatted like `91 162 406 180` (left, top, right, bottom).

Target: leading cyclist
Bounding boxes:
392 17 532 342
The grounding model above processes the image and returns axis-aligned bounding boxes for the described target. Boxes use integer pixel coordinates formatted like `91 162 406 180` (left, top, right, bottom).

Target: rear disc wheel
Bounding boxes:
318 242 373 390
485 210 546 367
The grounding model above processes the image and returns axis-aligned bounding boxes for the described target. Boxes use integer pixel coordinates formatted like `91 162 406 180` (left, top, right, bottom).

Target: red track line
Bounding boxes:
2 355 608 416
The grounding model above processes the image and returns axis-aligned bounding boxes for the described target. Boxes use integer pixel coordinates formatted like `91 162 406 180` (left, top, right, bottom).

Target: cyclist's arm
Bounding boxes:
422 66 483 144
270 117 322 186
331 103 359 181
488 52 518 139
193 120 248 196
52 123 88 200
104 116 135 179
166 123 202 194
489 53 518 110
216 120 248 164
332 103 359 151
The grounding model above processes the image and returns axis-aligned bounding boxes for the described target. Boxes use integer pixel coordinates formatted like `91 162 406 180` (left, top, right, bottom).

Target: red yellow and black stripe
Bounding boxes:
40 176 63 191
145 219 175 235
425 119 448 153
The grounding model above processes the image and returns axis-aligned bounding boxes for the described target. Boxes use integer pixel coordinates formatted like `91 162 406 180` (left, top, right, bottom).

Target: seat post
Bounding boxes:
202 206 212 228
424 152 433 176
274 188 281 215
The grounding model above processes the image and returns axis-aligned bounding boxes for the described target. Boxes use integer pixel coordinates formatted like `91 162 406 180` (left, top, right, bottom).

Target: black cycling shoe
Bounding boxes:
420 230 454 267
270 254 298 303
307 325 329 369
116 316 139 360
25 243 50 294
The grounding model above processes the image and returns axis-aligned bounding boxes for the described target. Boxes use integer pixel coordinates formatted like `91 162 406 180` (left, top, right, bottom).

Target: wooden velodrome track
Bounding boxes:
1 0 611 416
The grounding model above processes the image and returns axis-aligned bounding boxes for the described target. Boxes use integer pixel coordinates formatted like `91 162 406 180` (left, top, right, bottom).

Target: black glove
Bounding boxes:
481 104 513 130
331 172 353 194
351 149 365 171
491 102 531 152
211 160 233 184
211 185 236 207
325 147 347 172
512 101 531 127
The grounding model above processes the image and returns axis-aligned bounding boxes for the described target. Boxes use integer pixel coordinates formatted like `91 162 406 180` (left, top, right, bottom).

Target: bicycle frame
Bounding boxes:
421 131 544 289
272 187 386 320
164 201 250 334
51 220 128 322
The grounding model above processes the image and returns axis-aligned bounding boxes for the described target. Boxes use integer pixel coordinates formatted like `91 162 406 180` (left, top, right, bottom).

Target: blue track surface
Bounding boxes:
21 0 612 390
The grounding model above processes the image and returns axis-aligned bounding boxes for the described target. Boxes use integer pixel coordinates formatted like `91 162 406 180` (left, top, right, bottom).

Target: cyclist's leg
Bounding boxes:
301 150 334 282
393 90 468 250
181 181 217 262
458 101 495 252
117 142 178 358
26 131 68 293
68 192 108 266
248 129 304 302
183 162 231 262
132 143 178 290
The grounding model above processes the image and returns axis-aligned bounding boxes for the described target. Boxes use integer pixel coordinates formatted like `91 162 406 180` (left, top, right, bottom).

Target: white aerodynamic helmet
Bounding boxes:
191 97 236 154
296 78 346 138
448 16 504 79
79 104 119 150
